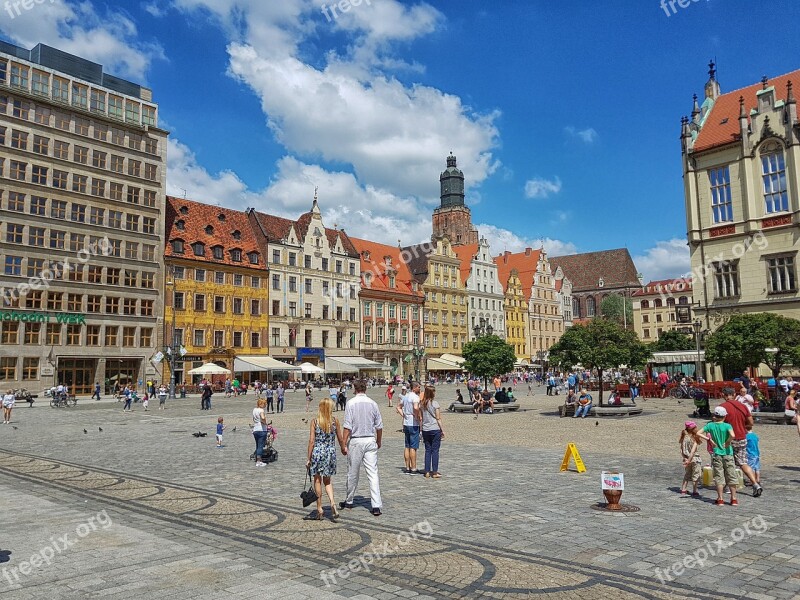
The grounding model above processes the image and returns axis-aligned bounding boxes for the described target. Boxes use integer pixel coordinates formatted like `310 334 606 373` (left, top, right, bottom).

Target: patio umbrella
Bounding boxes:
187 363 231 376
299 362 325 374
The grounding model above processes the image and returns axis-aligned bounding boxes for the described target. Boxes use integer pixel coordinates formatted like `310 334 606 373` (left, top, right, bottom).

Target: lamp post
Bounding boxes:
692 319 702 383
536 350 546 378
410 346 425 385
166 270 178 399
472 317 493 339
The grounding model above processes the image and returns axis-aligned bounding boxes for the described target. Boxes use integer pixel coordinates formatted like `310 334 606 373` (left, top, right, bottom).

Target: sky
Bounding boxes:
2 0 798 282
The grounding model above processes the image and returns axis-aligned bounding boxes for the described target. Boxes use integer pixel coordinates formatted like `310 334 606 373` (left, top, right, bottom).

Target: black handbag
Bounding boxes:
300 467 318 507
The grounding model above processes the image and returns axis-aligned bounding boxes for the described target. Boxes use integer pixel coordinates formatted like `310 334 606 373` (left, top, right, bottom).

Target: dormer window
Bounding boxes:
212 245 224 260
389 275 396 288
192 242 205 256
230 249 242 262
172 239 184 254
384 256 392 266
363 250 370 260
179 206 188 215
205 225 214 235
412 282 418 292
217 213 226 222
175 220 185 231
232 230 241 241
248 252 259 265
364 272 372 286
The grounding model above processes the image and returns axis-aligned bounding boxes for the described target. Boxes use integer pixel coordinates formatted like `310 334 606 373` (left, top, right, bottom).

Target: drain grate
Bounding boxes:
590 503 641 513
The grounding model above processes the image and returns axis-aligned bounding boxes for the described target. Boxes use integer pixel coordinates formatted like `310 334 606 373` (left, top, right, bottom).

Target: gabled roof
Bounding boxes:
164 196 266 268
349 237 423 300
402 242 436 284
693 69 800 153
633 278 692 297
250 208 359 257
453 243 479 288
549 249 640 292
493 248 541 301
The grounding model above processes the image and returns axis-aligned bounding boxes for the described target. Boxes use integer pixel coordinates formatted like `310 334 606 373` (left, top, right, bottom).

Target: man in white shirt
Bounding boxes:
735 386 754 411
396 382 421 475
340 379 383 516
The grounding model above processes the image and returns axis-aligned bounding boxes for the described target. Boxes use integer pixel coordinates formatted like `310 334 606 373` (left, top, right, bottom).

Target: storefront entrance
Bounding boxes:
105 359 142 394
58 358 97 395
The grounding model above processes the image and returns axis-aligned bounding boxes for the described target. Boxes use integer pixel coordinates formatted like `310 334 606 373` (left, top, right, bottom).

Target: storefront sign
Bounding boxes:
176 355 202 362
298 347 325 361
0 310 86 324
40 365 54 376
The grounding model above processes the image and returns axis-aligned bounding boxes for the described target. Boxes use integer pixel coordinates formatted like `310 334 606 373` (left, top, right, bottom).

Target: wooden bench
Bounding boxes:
450 402 520 413
559 404 643 418
755 412 793 425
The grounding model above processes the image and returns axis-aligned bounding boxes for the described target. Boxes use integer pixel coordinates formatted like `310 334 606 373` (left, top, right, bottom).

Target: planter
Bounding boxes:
602 489 623 510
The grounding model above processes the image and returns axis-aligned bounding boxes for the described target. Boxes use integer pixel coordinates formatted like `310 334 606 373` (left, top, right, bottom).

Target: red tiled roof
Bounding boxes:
250 208 359 258
632 278 692 297
549 249 640 292
453 243 479 287
164 196 266 268
493 248 541 301
693 70 800 152
350 237 424 300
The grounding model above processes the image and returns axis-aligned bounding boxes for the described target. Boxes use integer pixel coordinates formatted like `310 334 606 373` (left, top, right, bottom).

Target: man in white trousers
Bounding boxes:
340 379 383 516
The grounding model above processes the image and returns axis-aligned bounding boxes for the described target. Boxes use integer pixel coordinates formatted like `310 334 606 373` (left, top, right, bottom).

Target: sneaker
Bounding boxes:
691 492 701 498
730 499 739 506
255 462 267 468
339 501 354 510
753 485 763 497
680 490 689 496
714 498 725 506
372 508 382 517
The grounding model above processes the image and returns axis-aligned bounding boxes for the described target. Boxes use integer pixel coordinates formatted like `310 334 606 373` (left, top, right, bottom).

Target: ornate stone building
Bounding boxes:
431 154 478 246
248 197 361 367
499 269 528 361
632 278 694 342
0 42 167 394
454 236 505 340
681 63 800 329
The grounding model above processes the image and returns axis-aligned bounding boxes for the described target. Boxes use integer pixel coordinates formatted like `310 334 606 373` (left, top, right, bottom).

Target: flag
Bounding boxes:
152 351 164 364
179 346 187 357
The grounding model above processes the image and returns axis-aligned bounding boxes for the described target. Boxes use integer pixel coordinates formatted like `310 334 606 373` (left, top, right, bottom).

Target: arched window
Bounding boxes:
587 297 596 317
640 299 649 309
654 298 663 308
678 296 688 304
667 297 675 306
572 297 581 318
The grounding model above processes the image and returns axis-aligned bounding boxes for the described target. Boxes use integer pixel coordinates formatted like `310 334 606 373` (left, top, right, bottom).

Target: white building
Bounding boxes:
455 236 505 339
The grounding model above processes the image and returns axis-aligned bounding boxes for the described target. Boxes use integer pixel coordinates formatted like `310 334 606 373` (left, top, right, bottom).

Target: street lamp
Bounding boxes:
473 317 493 339
410 346 425 385
166 271 178 399
692 319 703 383
536 349 546 377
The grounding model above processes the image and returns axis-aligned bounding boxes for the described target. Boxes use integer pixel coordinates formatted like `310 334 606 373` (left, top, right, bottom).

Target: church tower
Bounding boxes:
431 153 479 245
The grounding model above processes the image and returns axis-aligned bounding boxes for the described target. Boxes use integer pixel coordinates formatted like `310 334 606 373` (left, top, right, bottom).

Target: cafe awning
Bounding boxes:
426 357 464 371
324 356 391 373
650 351 705 364
234 355 301 372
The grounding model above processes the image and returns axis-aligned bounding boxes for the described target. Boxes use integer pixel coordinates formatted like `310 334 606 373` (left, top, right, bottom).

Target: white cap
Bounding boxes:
713 406 728 417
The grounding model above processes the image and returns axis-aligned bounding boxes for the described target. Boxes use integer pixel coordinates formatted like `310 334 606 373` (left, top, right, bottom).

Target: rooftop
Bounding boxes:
493 248 541 301
549 248 640 292
349 237 423 300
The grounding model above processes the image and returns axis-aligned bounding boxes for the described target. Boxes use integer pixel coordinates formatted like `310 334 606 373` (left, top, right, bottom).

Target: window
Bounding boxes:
106 268 120 286
144 137 158 155
66 325 81 346
54 140 69 160
213 331 224 347
762 151 788 213
10 129 27 149
288 252 297 267
251 299 261 316
28 227 44 247
364 301 371 316
233 332 243 348
272 274 280 290
91 178 106 197
72 174 87 193
194 294 206 312
376 303 384 318
87 295 101 313
272 328 280 346
127 187 140 204
713 261 740 298
10 64 29 89
305 278 312 294
586 297 596 317
52 170 67 189
123 298 137 315
388 304 396 319
350 308 356 321
32 70 48 95
212 246 224 260
49 230 65 249
289 302 297 317
321 258 329 271
86 325 100 346
104 297 118 314
233 274 243 286
109 96 123 119
92 150 107 169
304 255 312 268
192 242 205 256
322 331 329 347
53 110 69 129
193 330 205 347
0 357 16 381
173 292 185 310
214 296 224 313
140 328 153 347
73 145 88 164
10 160 26 180
766 255 796 294
90 89 106 113
272 249 281 264
233 298 243 314
128 159 141 178
125 214 139 232
128 133 142 151
171 240 184 254
251 276 260 288
251 332 260 348
12 99 30 120
215 271 225 285
141 300 154 316
120 327 136 347
6 223 23 243
71 204 86 223
230 249 242 262
336 331 344 348
111 155 124 173
51 76 69 101
74 117 89 136
31 165 47 185
142 105 156 126
305 303 312 318
68 233 84 253
34 106 50 125
93 123 107 141
30 196 46 215
24 291 42 309
46 323 61 345
125 101 140 124
272 300 280 316
124 241 138 260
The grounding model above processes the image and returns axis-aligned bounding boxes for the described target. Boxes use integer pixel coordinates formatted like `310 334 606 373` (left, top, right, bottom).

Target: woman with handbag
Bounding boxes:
420 385 445 478
252 398 269 467
305 397 347 520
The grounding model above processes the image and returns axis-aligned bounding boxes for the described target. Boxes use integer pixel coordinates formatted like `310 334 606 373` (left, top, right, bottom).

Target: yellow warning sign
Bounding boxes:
560 442 586 473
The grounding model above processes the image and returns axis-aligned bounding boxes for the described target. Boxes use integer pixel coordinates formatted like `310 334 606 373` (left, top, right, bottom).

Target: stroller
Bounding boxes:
691 390 711 418
249 423 278 463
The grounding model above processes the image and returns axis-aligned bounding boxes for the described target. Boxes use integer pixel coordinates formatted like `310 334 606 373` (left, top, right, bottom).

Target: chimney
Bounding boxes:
787 80 797 126
525 247 532 256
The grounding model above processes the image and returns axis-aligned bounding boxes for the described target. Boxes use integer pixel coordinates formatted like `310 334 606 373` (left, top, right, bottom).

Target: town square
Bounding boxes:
1 1 800 598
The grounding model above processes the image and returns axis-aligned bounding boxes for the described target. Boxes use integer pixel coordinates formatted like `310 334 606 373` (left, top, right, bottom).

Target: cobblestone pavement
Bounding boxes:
0 385 798 599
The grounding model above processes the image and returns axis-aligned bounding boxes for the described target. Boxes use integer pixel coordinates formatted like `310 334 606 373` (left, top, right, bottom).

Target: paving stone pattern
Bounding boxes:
0 385 797 599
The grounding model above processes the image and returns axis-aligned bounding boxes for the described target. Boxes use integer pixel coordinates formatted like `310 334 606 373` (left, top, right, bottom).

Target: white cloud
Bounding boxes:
524 176 562 199
565 126 598 144
477 224 577 258
633 239 691 282
0 0 164 81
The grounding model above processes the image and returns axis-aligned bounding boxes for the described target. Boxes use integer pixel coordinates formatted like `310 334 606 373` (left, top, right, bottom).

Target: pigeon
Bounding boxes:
232 426 237 433
595 421 599 427
83 429 88 434
11 426 17 430
301 418 308 424
98 427 103 432
192 432 207 438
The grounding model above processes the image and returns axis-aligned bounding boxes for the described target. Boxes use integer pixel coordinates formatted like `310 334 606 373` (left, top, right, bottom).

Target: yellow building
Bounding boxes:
164 197 269 385
499 269 528 360
405 237 468 362
632 278 694 342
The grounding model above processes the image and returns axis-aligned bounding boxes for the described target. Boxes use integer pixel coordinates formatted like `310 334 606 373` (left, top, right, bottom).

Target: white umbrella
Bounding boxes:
188 363 231 376
299 362 325 374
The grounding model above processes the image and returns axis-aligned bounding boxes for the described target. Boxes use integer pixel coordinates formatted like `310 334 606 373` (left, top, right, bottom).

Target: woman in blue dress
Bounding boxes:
305 397 346 521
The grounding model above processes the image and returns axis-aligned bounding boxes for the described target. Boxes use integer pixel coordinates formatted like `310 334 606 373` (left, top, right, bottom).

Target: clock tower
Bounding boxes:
432 153 479 245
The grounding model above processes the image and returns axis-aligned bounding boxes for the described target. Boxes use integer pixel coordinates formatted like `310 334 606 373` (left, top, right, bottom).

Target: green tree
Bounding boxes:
548 318 650 403
462 335 517 389
704 313 800 379
650 329 694 352
600 294 633 327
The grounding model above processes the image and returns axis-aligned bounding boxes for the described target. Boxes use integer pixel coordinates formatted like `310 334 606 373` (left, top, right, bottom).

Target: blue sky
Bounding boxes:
2 0 798 281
